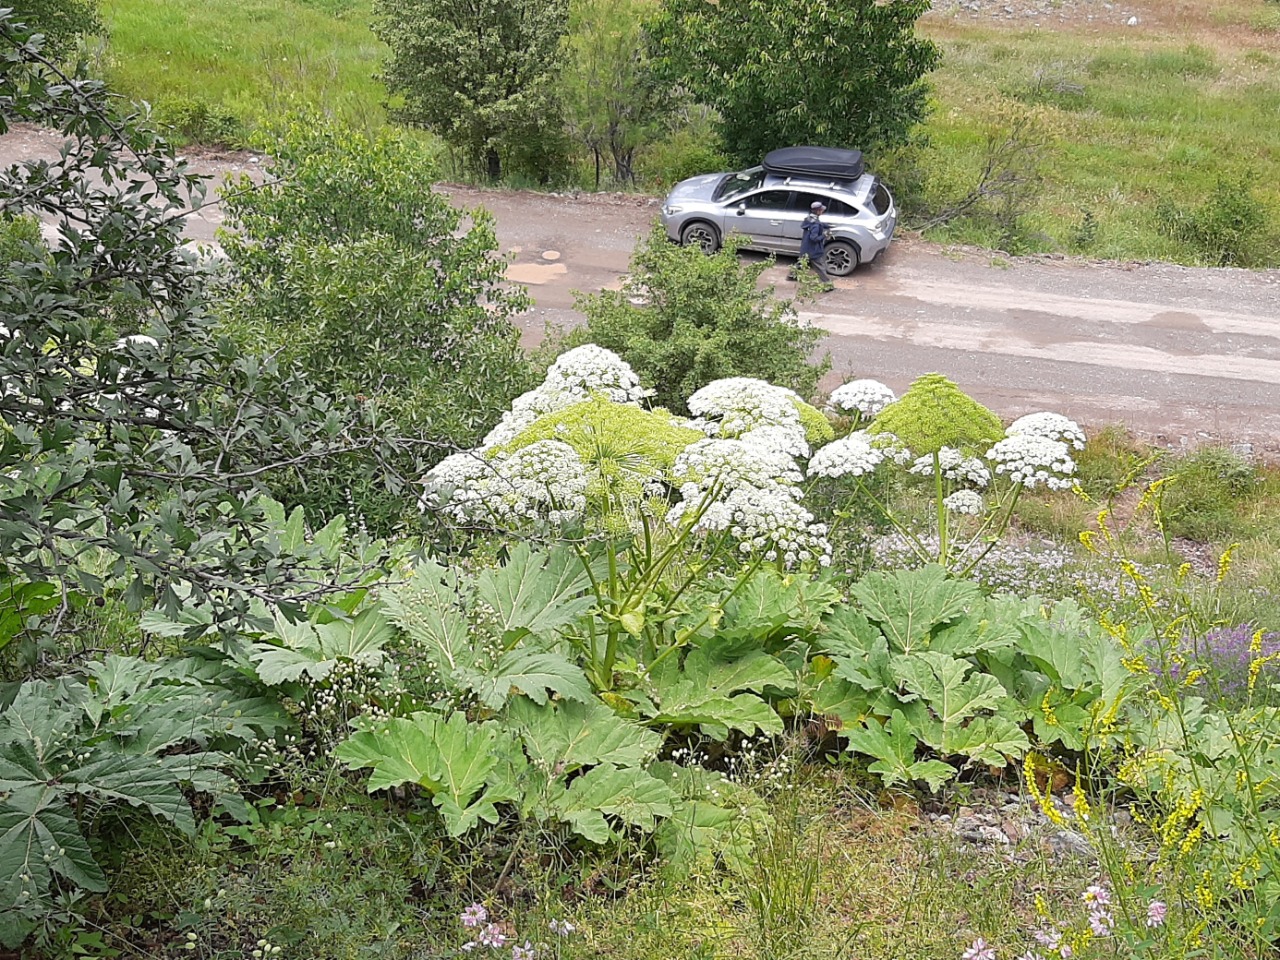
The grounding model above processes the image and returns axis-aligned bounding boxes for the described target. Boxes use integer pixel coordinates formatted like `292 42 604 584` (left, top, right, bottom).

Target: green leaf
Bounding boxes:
251 606 394 685
845 709 955 791
645 648 790 739
0 784 106 903
468 648 595 710
551 764 676 843
510 698 661 774
896 652 1007 737
941 716 1030 767
474 543 596 642
849 566 979 654
335 712 523 837
650 762 766 875
382 559 476 682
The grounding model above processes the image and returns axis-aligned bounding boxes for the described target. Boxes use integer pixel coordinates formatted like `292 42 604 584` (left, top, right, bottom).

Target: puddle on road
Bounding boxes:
1146 310 1210 332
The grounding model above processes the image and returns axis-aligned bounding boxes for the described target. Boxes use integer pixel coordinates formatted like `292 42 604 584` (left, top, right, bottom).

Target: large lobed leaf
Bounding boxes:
474 542 597 642
848 565 979 654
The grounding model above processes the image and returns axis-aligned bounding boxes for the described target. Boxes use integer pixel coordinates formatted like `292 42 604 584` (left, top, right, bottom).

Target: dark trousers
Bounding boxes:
791 251 831 283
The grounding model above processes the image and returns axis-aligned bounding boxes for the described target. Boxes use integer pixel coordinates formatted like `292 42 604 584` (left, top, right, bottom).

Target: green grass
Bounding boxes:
915 18 1280 264
96 0 386 142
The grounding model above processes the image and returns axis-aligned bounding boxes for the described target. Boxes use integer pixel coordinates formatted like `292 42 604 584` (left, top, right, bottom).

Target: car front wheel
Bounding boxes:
824 240 861 276
680 221 720 254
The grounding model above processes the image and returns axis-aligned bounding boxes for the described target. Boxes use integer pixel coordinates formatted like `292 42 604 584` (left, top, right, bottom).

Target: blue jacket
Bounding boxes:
800 215 827 257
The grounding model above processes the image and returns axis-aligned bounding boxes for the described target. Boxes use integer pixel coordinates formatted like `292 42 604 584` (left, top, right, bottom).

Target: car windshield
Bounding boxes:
714 166 765 202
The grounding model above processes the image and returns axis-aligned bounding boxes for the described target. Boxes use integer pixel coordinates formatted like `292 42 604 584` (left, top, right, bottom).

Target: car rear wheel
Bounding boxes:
824 240 861 277
680 221 720 254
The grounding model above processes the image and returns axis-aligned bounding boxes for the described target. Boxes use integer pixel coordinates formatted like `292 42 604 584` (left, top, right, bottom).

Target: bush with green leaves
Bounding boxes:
1 22 407 665
5 0 99 61
648 0 940 165
1156 173 1272 267
1158 446 1259 542
0 655 290 946
572 228 828 415
217 113 535 531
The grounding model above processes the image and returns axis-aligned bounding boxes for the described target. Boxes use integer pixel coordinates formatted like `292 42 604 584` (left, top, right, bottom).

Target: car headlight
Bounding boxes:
662 205 683 216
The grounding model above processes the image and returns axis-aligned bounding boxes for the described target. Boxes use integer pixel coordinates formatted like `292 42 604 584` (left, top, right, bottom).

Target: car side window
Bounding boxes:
741 190 792 211
792 192 859 217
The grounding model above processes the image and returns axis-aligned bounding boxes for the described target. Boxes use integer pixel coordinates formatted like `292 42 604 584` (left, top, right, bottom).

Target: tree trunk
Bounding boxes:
485 146 502 183
593 147 601 191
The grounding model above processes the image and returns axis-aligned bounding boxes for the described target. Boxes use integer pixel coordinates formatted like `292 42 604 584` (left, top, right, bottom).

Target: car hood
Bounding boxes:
664 173 725 203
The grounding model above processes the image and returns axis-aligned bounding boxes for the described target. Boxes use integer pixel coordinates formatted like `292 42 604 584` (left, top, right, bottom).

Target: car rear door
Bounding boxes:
781 191 863 252
723 189 793 252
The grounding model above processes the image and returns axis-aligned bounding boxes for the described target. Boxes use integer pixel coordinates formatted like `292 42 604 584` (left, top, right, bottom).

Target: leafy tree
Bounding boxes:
372 0 569 181
572 228 828 414
562 0 672 187
8 0 100 60
648 0 940 165
217 114 536 529
0 15 399 663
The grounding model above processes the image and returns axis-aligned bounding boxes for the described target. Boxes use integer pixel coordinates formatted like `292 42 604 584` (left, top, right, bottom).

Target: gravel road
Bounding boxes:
5 123 1279 449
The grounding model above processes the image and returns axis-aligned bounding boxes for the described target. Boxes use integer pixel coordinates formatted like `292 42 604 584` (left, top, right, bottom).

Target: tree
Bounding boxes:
562 0 672 187
648 0 940 166
372 0 569 181
216 114 536 530
572 228 829 414
0 14 401 662
8 0 100 60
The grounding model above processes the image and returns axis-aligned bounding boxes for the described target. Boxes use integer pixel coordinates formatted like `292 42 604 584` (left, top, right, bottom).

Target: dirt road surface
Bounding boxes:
5 123 1279 449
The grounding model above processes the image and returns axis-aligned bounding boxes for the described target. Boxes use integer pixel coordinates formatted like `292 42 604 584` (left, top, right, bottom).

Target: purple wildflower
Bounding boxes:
963 939 997 960
512 942 536 960
1082 884 1111 907
1147 900 1167 928
1088 908 1115 937
548 920 575 936
460 903 488 929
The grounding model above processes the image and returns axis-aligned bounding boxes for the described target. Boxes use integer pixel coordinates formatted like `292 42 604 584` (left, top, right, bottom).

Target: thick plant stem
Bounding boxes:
934 451 948 567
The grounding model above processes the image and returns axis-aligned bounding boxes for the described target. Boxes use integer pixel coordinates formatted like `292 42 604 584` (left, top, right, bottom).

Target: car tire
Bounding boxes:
679 221 720 254
824 240 861 277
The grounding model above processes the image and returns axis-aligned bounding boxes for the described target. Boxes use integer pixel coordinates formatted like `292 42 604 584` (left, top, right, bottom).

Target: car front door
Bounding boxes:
723 189 793 252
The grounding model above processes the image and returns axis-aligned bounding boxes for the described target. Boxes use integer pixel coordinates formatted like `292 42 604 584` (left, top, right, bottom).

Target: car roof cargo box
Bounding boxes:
763 146 864 181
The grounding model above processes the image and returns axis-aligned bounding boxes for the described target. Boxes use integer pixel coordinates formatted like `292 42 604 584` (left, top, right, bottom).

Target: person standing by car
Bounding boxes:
790 201 835 290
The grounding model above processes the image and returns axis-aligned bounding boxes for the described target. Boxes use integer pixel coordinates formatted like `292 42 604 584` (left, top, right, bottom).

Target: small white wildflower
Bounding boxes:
943 490 984 515
908 446 991 487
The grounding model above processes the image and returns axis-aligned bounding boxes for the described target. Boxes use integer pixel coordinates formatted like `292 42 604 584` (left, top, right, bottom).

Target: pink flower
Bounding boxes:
963 938 997 960
1082 885 1111 906
477 924 507 949
548 919 575 936
1147 900 1167 928
1088 908 1114 936
460 903 488 929
512 942 536 960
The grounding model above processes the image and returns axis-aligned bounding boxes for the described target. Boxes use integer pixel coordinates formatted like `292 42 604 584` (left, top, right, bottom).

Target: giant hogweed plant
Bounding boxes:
0 655 290 947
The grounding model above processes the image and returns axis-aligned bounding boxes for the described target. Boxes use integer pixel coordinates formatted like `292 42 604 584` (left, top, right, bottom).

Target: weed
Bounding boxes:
1159 446 1259 542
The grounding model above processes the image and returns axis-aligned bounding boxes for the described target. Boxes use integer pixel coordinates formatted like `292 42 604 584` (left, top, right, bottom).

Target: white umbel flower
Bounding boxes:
1007 412 1087 451
669 437 804 495
422 441 587 525
943 490 985 515
986 434 1077 490
422 452 501 523
542 344 646 404
807 431 886 479
739 424 810 459
687 377 803 439
909 446 991 488
827 379 896 417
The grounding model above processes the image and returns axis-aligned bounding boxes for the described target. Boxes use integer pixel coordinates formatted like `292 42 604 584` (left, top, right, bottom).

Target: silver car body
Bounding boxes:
659 165 897 274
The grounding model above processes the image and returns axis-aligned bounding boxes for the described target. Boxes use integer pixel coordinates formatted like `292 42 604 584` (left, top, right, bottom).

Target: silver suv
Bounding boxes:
659 146 896 275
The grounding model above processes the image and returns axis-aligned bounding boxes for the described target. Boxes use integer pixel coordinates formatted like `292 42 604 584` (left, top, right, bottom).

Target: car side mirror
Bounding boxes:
736 203 746 215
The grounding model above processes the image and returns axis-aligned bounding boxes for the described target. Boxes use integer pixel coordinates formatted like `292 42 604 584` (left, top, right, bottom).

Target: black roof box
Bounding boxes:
762 146 864 181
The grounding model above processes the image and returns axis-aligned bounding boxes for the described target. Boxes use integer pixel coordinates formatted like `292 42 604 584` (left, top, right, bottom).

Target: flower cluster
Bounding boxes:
986 434 1077 490
482 345 645 448
667 437 830 567
424 441 588 526
1082 884 1114 936
943 490 984 516
827 378 896 418
1008 412 1087 451
808 431 892 479
458 904 575 957
909 446 991 488
688 377 805 443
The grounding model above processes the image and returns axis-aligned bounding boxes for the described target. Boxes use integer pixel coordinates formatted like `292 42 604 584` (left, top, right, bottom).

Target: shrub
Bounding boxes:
1159 446 1259 542
572 228 828 415
1156 173 1270 267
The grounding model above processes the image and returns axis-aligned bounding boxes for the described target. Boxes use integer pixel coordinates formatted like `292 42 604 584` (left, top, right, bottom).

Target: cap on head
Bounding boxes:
811 201 826 212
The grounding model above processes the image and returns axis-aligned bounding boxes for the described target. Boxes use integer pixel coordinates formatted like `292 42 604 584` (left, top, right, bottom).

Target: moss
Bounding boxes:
793 397 835 446
868 373 1003 456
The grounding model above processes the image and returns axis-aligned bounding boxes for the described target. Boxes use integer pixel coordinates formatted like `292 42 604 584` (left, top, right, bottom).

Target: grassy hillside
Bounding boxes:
93 0 1280 265
97 0 385 141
